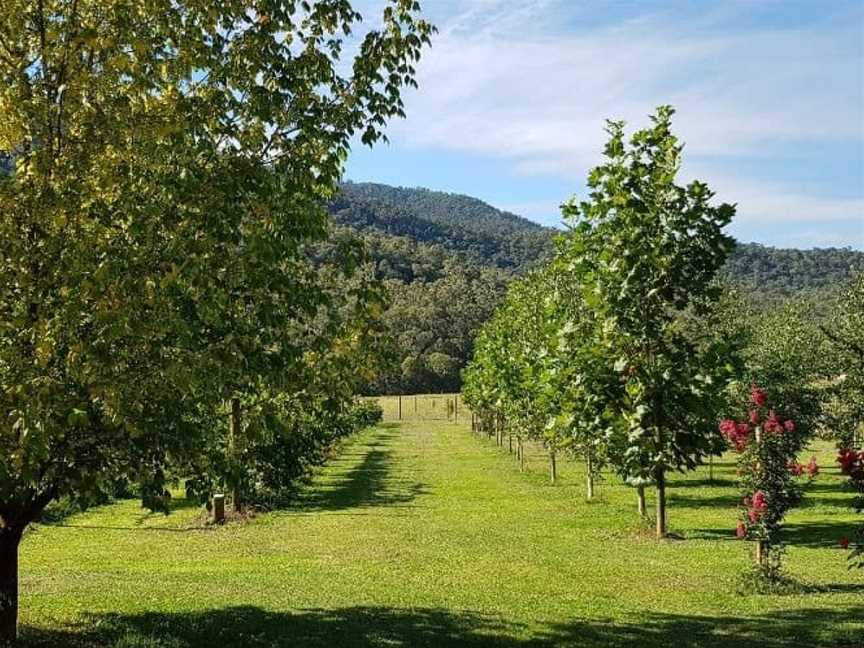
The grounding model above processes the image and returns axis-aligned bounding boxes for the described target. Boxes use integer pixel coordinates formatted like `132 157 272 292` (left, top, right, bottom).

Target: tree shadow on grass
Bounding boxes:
691 519 859 548
667 493 740 509
290 432 427 513
18 604 863 648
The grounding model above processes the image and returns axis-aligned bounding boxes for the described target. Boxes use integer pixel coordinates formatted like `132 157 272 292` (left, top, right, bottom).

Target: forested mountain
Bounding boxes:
330 182 551 271
724 243 864 296
331 182 863 394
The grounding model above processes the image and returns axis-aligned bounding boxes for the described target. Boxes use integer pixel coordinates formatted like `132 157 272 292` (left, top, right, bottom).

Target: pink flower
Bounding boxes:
719 419 751 451
837 448 859 475
783 419 795 433
748 509 761 523
749 410 760 425
763 411 783 434
752 490 767 510
750 387 768 407
806 457 819 478
787 460 803 476
736 522 747 539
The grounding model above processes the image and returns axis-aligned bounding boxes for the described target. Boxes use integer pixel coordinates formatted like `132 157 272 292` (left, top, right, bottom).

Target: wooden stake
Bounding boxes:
586 453 595 500
549 450 557 484
398 395 402 421
212 493 225 524
637 485 646 516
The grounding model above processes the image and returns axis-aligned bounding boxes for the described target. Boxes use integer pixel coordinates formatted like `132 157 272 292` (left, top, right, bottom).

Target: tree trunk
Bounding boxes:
708 455 714 484
637 485 646 517
518 437 525 472
508 434 513 454
586 453 595 499
755 539 766 568
655 468 667 538
0 527 23 644
754 425 765 568
549 450 556 484
230 397 242 513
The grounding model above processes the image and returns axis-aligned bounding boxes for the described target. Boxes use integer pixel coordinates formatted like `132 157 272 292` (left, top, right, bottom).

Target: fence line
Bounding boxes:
362 393 469 422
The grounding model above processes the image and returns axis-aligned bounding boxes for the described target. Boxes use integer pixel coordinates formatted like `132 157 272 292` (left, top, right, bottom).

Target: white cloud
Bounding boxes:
385 0 864 233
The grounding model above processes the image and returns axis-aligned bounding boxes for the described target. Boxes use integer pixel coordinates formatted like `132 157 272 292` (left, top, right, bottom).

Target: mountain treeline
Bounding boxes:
330 182 863 395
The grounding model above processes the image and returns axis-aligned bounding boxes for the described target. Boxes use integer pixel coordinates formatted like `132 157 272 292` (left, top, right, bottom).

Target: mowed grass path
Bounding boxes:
18 420 864 647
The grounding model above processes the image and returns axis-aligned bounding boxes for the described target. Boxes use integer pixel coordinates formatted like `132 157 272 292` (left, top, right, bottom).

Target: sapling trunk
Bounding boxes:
508 434 513 454
549 450 557 484
655 467 667 538
708 455 714 484
586 453 595 499
518 437 525 472
637 485 646 516
230 397 242 512
754 425 766 567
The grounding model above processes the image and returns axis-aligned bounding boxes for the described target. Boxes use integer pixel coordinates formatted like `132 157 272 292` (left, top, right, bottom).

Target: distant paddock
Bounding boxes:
361 393 470 423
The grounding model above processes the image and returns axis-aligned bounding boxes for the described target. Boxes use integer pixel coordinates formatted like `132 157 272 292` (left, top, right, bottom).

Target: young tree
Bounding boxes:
559 106 737 538
0 1 431 640
822 274 864 565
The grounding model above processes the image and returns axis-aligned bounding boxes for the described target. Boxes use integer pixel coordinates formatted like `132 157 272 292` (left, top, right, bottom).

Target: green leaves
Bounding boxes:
0 0 432 526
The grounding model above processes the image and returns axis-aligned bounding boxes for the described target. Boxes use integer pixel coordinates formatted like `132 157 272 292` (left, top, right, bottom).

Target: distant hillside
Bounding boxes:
330 182 552 271
724 243 863 297
332 181 863 394
332 182 862 294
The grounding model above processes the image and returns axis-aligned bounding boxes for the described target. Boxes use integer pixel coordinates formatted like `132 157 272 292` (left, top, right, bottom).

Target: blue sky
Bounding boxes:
345 0 864 249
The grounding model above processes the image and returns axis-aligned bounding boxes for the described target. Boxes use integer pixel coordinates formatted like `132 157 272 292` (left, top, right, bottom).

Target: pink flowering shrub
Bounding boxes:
837 446 864 568
719 386 812 574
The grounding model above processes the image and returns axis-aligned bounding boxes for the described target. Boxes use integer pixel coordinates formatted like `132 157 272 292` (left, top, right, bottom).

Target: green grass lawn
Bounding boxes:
17 419 864 647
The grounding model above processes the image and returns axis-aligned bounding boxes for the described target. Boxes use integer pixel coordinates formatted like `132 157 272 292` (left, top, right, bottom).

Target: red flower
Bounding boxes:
749 410 760 425
719 419 751 451
750 386 768 407
839 537 850 550
736 522 747 539
763 411 783 434
719 419 737 437
806 457 819 478
837 448 859 475
748 509 762 523
787 460 804 476
750 491 768 514
783 419 795 433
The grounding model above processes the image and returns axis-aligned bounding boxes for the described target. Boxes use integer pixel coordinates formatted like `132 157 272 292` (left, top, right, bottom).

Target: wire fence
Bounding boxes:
362 393 470 423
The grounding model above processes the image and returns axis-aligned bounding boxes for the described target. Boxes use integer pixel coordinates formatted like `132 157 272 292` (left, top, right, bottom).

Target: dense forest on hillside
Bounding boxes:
330 182 552 271
331 182 863 395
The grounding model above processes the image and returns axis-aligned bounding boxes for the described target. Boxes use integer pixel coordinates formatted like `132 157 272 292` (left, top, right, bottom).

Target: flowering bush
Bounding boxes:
837 446 864 568
720 386 813 575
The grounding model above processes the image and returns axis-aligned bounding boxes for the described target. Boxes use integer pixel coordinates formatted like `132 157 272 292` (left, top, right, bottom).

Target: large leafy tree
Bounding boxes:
559 106 737 538
0 0 431 640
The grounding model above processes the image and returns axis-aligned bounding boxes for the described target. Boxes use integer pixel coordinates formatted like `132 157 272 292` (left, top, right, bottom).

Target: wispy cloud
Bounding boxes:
382 0 863 244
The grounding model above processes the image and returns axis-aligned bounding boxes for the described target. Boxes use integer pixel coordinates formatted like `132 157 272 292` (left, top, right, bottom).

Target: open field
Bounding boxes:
364 394 465 422
16 418 864 647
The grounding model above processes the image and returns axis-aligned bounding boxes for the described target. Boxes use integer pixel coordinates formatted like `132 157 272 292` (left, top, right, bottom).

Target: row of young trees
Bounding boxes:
463 107 864 575
0 0 432 641
465 107 738 539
